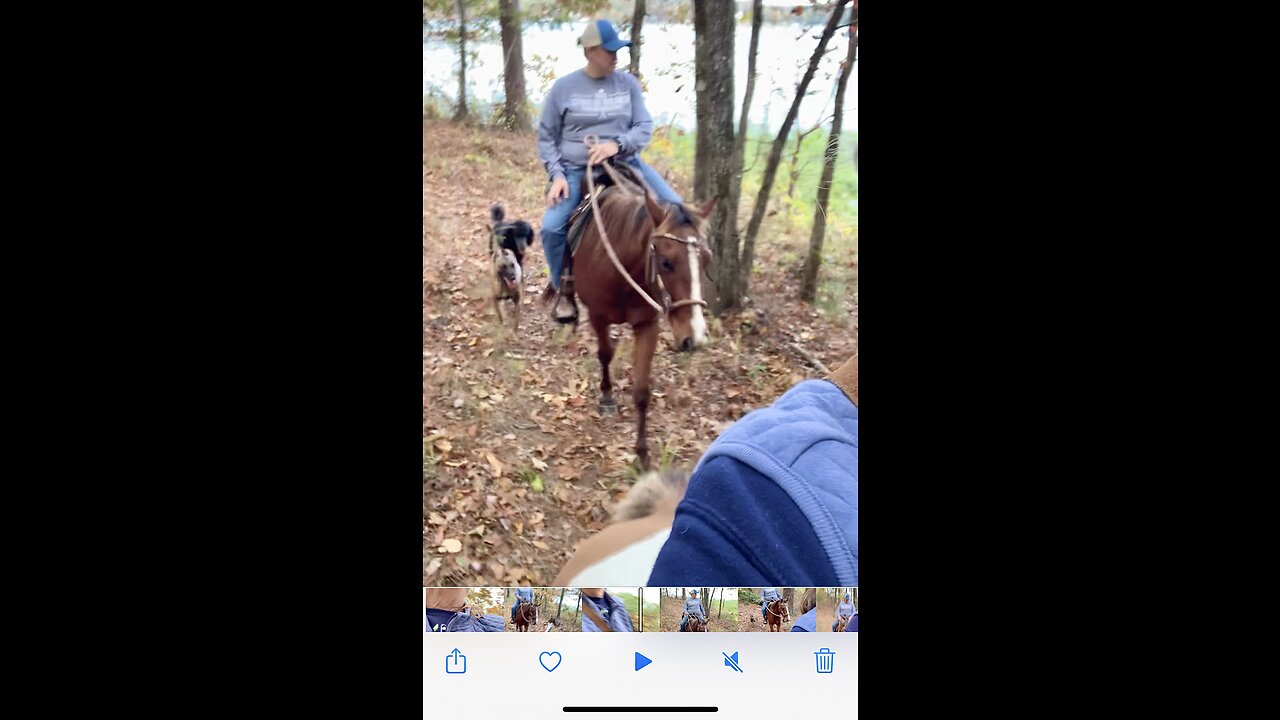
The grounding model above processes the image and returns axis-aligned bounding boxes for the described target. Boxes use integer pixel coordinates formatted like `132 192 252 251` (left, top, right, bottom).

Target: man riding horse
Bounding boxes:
679 589 707 631
760 588 785 622
511 587 535 624
536 19 685 323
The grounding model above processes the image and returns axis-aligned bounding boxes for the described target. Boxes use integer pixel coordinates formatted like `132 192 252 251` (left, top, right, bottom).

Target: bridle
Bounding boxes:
649 232 709 313
581 136 708 317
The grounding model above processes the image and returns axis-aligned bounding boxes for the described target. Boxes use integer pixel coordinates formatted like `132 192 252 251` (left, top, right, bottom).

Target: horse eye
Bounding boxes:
660 257 675 273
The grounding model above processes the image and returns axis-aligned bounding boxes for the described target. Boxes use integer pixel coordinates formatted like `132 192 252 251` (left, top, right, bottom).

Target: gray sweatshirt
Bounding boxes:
537 69 654 181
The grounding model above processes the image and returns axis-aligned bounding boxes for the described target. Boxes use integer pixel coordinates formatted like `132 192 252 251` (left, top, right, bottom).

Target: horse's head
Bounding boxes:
644 192 717 352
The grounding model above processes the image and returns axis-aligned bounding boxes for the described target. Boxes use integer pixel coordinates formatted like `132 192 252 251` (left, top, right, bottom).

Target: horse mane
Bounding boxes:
597 189 655 258
597 188 700 255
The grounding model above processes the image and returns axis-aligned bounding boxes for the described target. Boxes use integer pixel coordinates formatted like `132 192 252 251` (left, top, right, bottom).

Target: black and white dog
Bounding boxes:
488 203 535 329
489 204 535 267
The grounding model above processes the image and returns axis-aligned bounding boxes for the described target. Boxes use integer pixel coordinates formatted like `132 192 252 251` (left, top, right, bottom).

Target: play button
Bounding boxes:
634 652 652 671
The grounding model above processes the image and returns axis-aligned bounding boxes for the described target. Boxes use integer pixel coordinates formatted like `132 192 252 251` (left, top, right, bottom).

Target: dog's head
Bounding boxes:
494 220 535 267
493 248 522 290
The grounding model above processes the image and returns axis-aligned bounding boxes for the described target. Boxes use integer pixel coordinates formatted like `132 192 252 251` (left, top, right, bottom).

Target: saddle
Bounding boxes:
566 161 650 258
553 161 652 326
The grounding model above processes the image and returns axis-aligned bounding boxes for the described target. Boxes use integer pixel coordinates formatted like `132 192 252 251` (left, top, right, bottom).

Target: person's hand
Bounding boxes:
586 140 619 166
546 176 568 207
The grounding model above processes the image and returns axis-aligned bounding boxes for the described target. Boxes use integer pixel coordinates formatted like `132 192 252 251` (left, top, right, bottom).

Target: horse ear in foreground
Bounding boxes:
552 468 690 586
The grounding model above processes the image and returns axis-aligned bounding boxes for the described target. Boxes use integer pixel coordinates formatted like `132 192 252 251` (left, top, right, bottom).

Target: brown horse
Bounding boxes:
513 601 537 632
765 599 789 632
684 615 707 632
569 166 715 469
835 616 849 633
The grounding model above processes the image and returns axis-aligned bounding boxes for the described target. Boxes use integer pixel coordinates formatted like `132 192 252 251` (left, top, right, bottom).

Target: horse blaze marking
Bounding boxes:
687 237 707 345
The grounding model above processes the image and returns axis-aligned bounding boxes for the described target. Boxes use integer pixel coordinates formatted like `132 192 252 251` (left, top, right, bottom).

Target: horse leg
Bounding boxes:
593 316 616 414
631 320 658 469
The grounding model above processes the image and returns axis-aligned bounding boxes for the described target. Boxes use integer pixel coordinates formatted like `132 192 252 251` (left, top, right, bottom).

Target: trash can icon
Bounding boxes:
815 648 835 674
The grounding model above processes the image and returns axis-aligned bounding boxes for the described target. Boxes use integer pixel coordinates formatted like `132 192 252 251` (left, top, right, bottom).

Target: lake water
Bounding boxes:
423 21 858 134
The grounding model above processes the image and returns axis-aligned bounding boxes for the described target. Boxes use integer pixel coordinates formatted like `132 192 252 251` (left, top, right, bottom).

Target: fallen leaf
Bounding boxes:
425 557 443 577
441 538 463 553
484 451 503 478
488 560 506 578
428 512 446 525
532 540 550 551
529 512 545 525
434 439 453 453
531 457 548 471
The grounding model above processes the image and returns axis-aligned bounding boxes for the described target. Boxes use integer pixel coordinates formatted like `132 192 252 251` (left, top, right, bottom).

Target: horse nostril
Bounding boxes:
681 337 693 351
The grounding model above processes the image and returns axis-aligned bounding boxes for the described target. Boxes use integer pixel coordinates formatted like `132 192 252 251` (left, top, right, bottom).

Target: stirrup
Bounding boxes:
552 274 578 324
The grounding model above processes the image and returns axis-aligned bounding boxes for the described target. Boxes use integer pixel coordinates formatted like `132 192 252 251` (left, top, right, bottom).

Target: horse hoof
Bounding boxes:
599 399 617 415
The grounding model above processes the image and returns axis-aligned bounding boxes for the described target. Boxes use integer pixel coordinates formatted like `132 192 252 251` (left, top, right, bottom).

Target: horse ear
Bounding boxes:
699 196 718 219
644 188 666 228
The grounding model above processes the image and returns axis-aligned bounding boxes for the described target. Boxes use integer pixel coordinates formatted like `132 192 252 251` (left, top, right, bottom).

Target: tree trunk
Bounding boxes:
454 0 468 121
718 590 725 619
787 122 803 201
574 592 582 621
734 0 763 166
711 0 762 314
556 588 566 620
801 23 856 302
629 0 646 78
738 0 849 298
693 0 738 312
498 0 527 130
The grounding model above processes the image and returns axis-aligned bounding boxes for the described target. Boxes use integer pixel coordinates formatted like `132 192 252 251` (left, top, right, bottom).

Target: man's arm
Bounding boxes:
537 83 566 181
618 74 653 156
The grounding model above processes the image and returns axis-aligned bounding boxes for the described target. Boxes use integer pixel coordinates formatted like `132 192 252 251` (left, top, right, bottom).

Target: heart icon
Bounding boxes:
539 651 562 672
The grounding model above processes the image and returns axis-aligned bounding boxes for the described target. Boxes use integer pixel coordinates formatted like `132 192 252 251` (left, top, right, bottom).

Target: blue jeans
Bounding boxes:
540 157 682 290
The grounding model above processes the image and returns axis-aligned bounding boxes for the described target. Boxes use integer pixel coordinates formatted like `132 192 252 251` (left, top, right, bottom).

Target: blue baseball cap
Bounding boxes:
580 19 631 52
